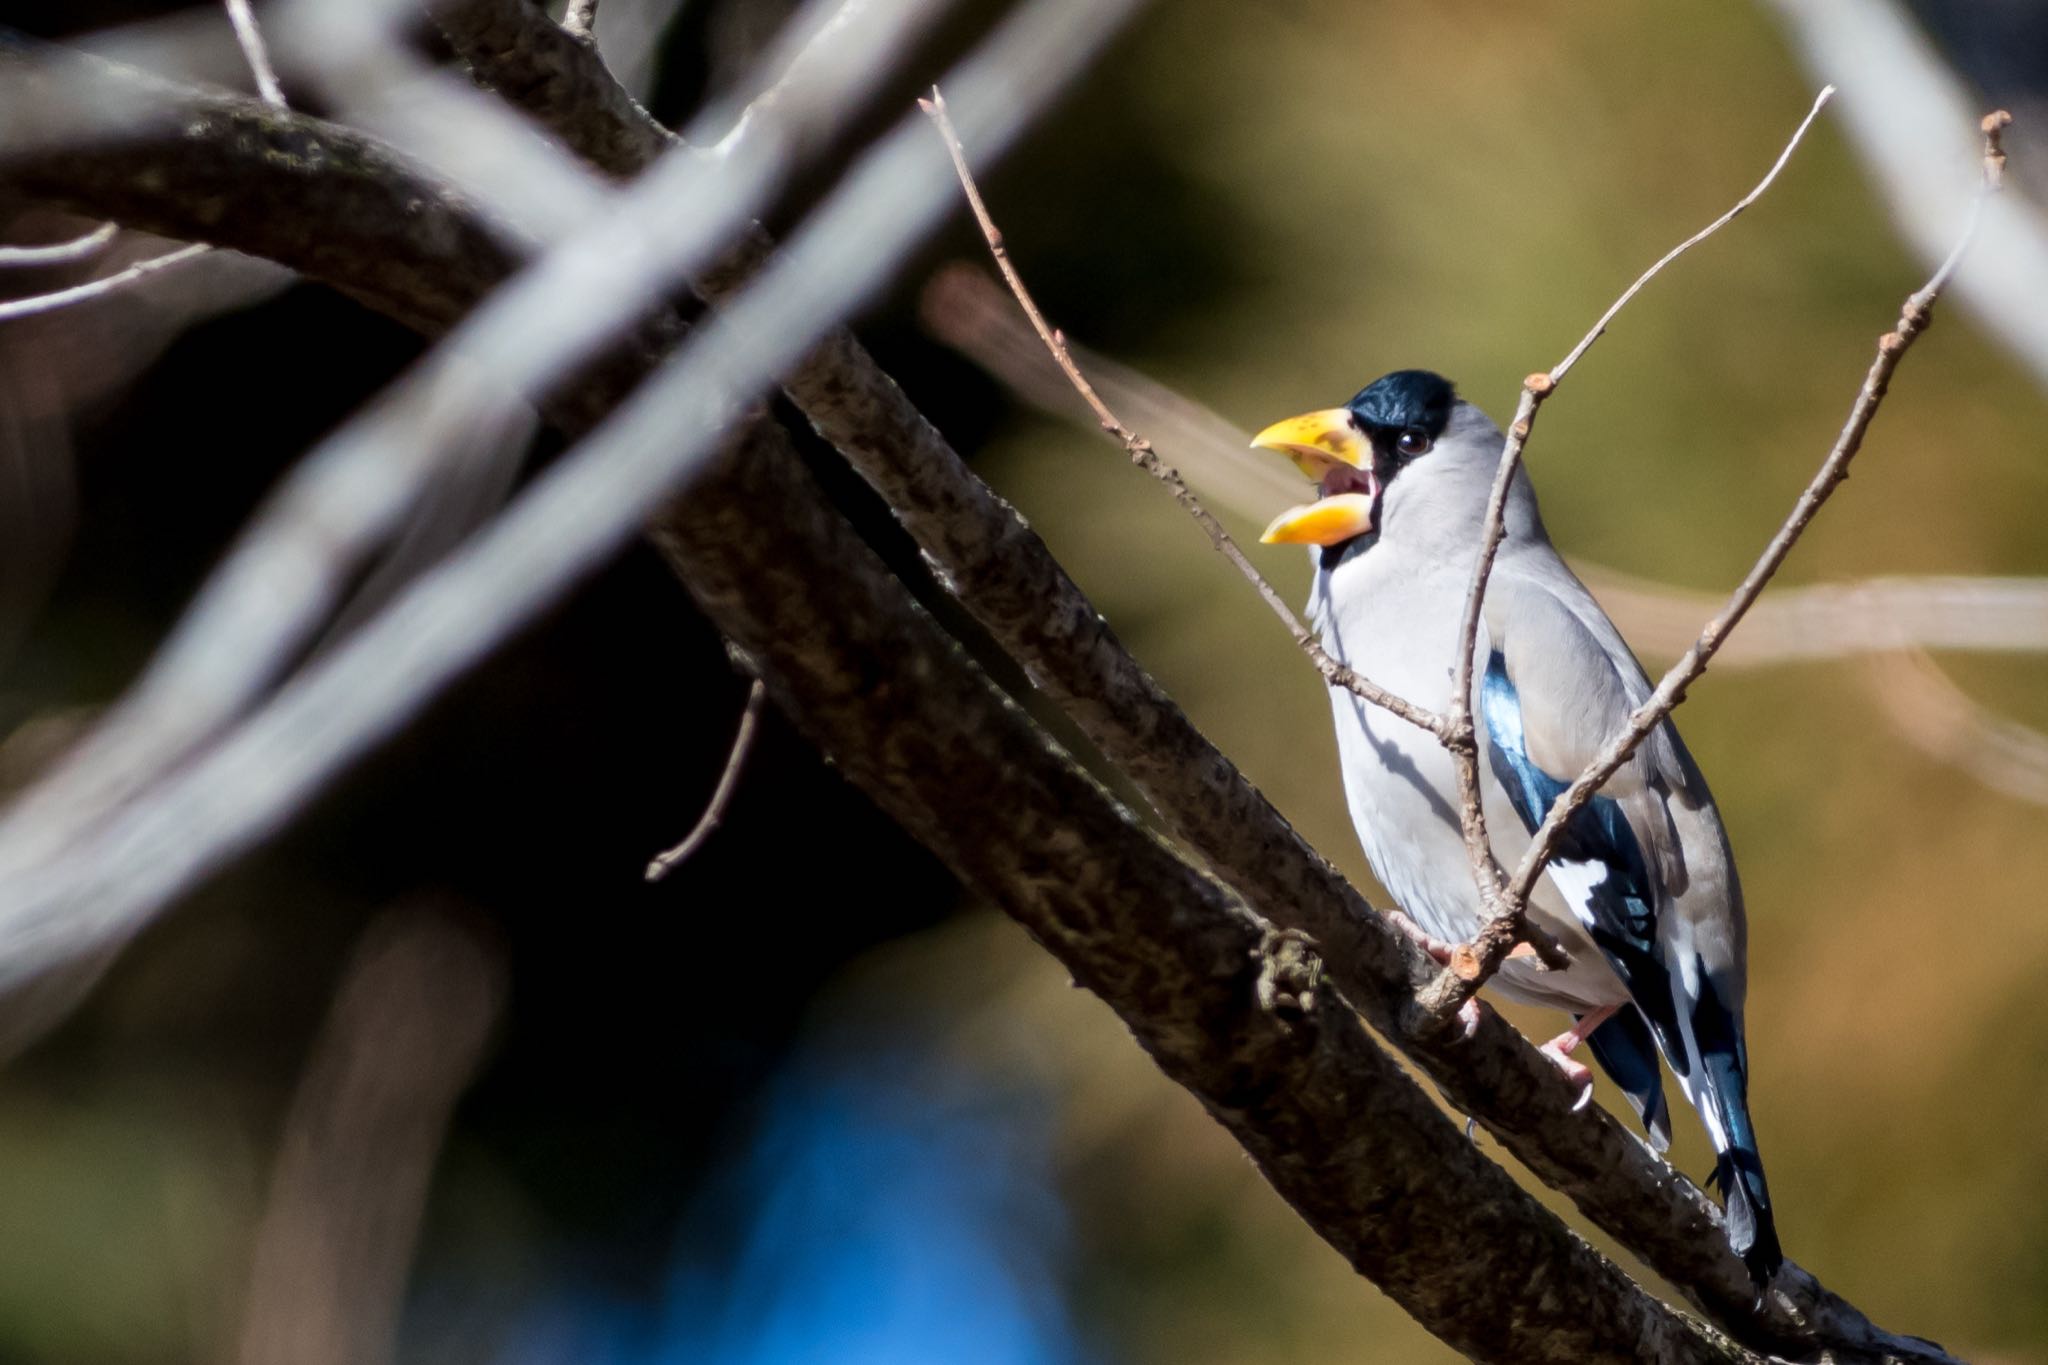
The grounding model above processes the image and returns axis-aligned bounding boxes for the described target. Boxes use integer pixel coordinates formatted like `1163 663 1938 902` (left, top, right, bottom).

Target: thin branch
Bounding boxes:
223 0 287 107
1551 87 1839 386
561 0 599 39
1768 0 2048 398
1423 106 2012 1020
646 677 764 880
0 222 116 267
919 90 1445 739
1863 647 2048 809
1428 87 1836 1003
235 907 504 1365
0 242 211 322
925 267 2048 668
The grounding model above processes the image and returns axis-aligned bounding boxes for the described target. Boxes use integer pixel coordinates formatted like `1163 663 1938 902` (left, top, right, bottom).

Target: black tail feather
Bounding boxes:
1713 1145 1782 1286
1693 969 1781 1286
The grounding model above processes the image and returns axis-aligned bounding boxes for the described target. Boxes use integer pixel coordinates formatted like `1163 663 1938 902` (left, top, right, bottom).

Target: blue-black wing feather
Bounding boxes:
1480 652 1689 1071
1483 649 1780 1282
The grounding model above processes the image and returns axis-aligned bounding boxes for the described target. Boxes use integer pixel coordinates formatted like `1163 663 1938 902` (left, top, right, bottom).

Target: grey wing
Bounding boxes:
1484 571 1779 1276
1480 580 1692 1059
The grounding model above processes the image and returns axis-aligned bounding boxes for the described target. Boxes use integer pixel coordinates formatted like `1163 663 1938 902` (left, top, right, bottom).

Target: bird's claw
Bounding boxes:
1539 1033 1597 1111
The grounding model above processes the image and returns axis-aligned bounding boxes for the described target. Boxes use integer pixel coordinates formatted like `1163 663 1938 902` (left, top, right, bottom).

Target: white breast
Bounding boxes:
1314 546 1626 1014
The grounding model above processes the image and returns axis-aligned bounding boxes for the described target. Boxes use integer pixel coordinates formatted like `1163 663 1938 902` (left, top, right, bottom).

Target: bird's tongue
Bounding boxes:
1258 466 1380 546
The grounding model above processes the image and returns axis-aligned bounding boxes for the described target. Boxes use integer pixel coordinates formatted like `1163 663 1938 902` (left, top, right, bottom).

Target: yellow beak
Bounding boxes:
1249 408 1379 545
1259 493 1378 545
1249 409 1369 477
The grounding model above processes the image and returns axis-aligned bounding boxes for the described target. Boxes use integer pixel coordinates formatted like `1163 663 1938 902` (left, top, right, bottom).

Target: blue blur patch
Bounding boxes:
502 1048 1091 1365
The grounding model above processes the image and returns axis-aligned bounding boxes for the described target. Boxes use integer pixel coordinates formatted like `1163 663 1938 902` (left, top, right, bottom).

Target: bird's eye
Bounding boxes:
1395 429 1433 457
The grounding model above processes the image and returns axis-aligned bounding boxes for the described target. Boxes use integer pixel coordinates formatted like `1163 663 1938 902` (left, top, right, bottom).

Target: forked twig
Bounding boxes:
1431 86 1837 1003
1419 107 2014 1021
646 678 766 881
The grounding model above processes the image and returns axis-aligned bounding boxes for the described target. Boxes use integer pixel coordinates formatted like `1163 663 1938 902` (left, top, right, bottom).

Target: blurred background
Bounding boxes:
1 0 2046 1361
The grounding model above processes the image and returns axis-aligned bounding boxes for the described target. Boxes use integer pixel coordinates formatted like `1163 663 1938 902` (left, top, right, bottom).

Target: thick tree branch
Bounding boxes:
425 0 672 178
0 36 1959 1365
651 422 1750 1365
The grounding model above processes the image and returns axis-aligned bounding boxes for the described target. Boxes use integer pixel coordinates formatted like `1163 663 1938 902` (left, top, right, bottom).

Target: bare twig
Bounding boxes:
919 90 1444 738
1863 647 2048 809
223 0 287 106
235 907 504 1365
1551 88 1838 386
1423 106 2011 1020
646 677 764 880
0 222 116 267
562 0 600 39
1427 88 1836 998
0 242 211 322
1768 0 2048 398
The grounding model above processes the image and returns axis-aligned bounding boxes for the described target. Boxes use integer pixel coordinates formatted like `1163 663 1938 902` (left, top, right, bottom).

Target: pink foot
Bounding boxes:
1539 1042 1597 1111
1539 1004 1619 1112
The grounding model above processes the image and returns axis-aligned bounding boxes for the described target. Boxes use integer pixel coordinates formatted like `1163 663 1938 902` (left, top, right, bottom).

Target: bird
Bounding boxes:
1248 369 1780 1286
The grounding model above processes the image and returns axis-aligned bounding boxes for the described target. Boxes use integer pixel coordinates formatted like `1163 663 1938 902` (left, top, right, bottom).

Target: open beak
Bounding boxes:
1248 408 1380 545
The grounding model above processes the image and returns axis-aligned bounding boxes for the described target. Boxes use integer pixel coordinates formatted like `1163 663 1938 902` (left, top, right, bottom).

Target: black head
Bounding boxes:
1345 369 1457 467
1250 368 1466 571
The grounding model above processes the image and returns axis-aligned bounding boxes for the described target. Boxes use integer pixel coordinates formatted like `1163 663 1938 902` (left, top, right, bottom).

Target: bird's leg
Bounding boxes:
1539 1003 1619 1112
1384 908 1454 961
1384 910 1483 1039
